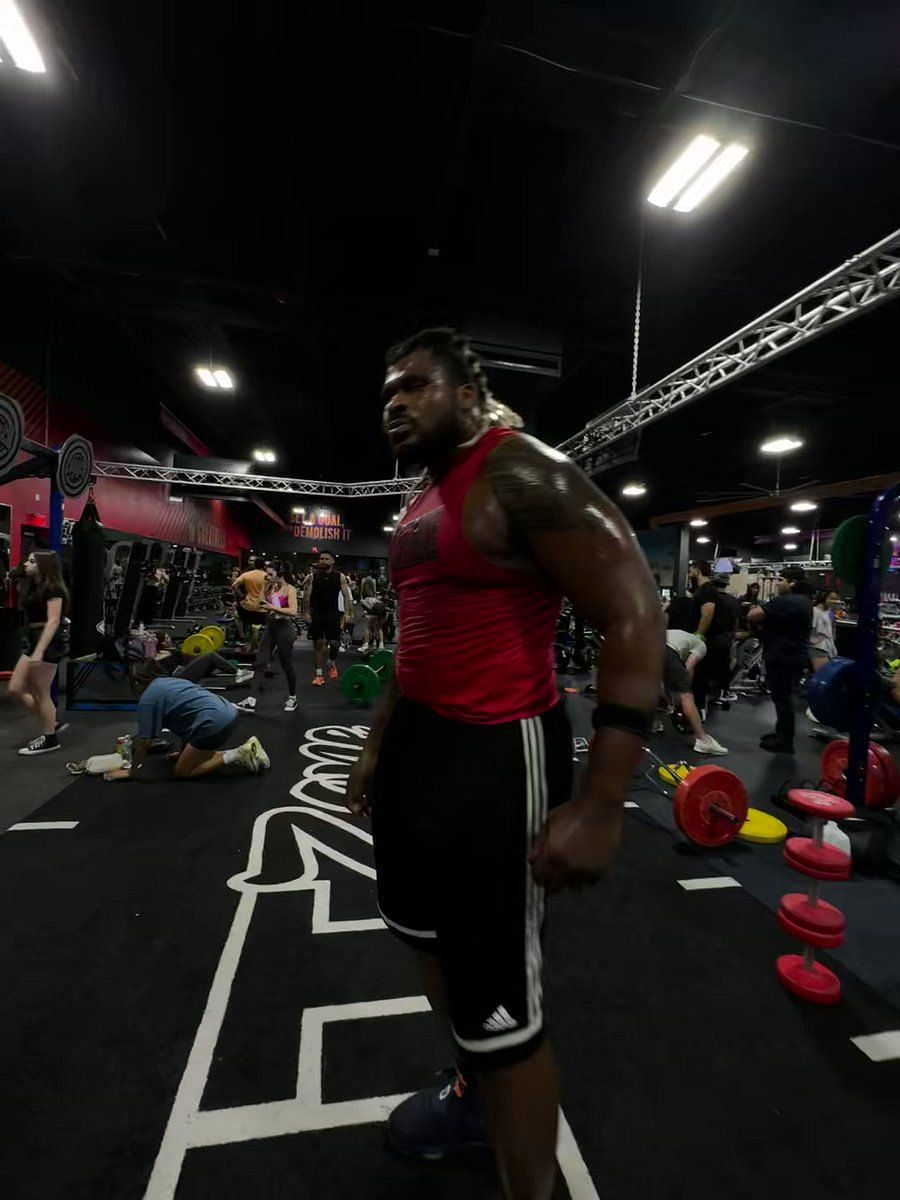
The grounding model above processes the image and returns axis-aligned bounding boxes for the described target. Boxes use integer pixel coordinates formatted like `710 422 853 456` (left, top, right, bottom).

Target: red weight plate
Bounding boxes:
778 907 845 950
780 893 846 937
869 744 900 809
786 788 855 820
820 739 886 808
776 954 842 1005
784 837 852 881
673 765 749 847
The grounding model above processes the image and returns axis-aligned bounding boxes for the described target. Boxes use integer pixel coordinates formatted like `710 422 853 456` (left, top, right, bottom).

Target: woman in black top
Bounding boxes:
10 550 70 757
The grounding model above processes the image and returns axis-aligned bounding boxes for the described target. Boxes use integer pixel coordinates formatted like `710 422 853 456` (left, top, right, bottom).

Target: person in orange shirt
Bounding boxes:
232 557 268 642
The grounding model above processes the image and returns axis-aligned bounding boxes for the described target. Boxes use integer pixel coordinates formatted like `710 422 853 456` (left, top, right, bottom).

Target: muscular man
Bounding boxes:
346 328 661 1200
301 552 354 685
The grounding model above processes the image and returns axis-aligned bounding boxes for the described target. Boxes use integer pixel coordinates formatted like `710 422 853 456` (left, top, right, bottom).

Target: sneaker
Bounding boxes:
312 676 326 687
234 669 254 686
694 736 729 756
236 697 257 712
237 736 270 774
377 641 385 651
19 733 61 757
721 691 738 704
284 695 299 713
328 664 339 680
360 642 369 653
386 1070 488 1161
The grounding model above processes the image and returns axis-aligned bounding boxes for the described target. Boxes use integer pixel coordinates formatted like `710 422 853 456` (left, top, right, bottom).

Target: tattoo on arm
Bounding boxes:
485 435 618 537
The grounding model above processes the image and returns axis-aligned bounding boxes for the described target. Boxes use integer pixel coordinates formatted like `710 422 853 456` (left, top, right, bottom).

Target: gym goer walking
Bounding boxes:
749 566 813 753
104 662 270 781
10 550 70 757
346 328 661 1200
232 557 267 643
302 552 353 686
237 562 300 713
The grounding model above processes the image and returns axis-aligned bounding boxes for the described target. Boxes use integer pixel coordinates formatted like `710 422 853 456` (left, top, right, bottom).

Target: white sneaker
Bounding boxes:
238 736 270 773
694 736 729 756
234 669 254 685
360 643 369 653
236 697 257 712
284 695 299 713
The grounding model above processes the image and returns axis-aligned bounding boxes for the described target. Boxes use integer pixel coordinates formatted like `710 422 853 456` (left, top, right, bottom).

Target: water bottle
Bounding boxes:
119 735 133 770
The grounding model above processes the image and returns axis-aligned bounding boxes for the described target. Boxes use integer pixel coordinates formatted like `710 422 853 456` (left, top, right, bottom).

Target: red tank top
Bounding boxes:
389 428 560 724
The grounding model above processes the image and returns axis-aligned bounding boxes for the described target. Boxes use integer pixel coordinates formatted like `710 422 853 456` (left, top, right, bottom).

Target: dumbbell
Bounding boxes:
776 788 853 1005
341 650 394 704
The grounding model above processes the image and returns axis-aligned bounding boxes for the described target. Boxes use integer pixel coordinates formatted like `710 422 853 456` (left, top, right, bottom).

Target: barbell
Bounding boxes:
181 625 227 656
341 650 394 704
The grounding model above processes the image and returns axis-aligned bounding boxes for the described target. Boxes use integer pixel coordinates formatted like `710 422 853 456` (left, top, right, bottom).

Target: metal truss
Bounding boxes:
93 461 416 498
559 226 900 469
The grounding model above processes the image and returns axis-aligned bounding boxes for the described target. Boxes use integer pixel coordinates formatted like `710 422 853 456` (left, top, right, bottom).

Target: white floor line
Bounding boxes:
850 1030 900 1062
678 876 741 891
557 1109 600 1199
8 821 79 831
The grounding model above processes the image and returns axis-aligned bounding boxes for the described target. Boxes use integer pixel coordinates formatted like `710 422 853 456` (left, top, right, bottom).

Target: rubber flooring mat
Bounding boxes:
1 682 898 1199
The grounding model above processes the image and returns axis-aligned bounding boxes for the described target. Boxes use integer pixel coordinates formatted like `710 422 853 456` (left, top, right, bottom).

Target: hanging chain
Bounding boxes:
631 217 646 399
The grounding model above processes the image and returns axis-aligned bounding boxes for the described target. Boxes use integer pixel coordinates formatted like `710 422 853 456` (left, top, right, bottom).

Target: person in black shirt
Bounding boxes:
301 552 354 685
689 561 732 716
10 550 70 756
749 566 813 753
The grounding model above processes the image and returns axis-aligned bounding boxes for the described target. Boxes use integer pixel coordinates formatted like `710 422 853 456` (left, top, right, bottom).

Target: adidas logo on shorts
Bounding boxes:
482 1006 518 1034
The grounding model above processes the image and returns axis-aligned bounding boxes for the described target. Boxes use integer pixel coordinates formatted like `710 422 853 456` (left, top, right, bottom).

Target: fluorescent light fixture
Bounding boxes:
760 435 803 455
382 525 394 533
780 525 800 535
690 518 708 528
784 543 798 551
696 536 710 544
291 506 305 515
195 364 235 389
620 482 647 497
790 500 818 513
0 0 46 72
647 136 720 209
253 449 276 464
195 366 217 387
673 144 749 212
212 369 234 389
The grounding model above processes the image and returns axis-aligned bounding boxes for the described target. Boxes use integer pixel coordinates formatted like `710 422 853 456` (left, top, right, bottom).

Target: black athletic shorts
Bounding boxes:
663 645 690 696
371 697 573 1071
308 614 341 642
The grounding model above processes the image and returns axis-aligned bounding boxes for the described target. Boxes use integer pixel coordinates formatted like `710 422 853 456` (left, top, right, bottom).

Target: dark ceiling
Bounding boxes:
0 0 898 545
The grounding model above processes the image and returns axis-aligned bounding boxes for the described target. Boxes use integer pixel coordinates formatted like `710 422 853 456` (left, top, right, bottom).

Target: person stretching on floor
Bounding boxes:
301 552 354 685
10 550 70 757
104 660 270 782
237 562 300 713
347 327 661 1200
664 629 728 755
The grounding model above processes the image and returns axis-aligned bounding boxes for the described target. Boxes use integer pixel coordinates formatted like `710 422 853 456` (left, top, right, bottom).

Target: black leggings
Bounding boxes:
174 652 236 682
253 619 297 695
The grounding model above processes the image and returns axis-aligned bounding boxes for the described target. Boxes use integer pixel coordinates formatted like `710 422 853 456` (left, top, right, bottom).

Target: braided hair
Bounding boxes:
385 328 524 432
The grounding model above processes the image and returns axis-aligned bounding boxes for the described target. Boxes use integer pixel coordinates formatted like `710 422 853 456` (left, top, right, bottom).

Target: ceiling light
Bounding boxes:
0 0 46 72
673 144 749 212
382 525 394 533
195 366 217 387
690 518 708 528
392 513 401 521
291 506 305 515
647 135 720 209
781 525 800 535
620 482 647 498
790 500 818 513
168 496 183 503
784 543 798 551
253 449 276 464
760 435 803 455
696 536 710 544
212 369 234 389
890 535 898 544
194 364 235 389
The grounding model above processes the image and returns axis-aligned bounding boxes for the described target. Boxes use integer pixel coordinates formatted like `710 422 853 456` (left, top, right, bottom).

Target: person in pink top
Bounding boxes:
346 328 662 1199
236 562 300 714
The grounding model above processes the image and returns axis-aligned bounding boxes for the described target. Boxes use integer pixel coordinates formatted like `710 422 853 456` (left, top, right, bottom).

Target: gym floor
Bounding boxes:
2 643 899 1199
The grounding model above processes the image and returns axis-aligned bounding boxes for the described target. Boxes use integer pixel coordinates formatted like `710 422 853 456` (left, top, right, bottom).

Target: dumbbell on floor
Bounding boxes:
776 788 853 1005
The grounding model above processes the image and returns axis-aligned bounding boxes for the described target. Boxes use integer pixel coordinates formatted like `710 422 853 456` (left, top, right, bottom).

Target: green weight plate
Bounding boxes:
830 515 867 586
368 649 394 679
341 664 380 704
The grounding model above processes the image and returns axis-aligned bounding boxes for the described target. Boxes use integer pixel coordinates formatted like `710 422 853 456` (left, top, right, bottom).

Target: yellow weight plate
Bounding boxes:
658 762 693 786
737 807 787 845
182 632 215 657
199 624 226 651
